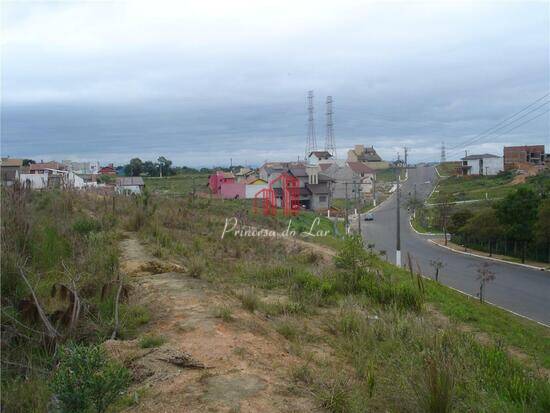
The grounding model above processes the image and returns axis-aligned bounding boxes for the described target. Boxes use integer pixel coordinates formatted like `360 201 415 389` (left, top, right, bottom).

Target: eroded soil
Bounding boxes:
107 234 320 413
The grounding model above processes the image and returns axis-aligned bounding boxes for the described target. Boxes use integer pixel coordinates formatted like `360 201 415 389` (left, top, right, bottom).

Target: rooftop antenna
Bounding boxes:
325 96 336 158
440 142 446 163
305 90 317 161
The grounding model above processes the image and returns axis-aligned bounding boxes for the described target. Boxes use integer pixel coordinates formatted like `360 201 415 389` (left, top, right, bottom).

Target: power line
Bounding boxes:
446 99 549 156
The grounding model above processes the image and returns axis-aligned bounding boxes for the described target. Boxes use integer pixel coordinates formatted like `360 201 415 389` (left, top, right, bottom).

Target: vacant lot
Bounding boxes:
2 188 549 412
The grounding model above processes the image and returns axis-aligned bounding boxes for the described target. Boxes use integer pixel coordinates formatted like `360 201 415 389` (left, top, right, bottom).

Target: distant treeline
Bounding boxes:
121 157 249 177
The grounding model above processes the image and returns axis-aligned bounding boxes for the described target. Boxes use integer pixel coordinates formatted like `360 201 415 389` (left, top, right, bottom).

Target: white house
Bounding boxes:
116 177 144 194
461 154 504 176
17 169 88 189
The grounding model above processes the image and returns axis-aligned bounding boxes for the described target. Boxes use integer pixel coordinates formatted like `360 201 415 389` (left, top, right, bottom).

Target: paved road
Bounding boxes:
362 165 550 325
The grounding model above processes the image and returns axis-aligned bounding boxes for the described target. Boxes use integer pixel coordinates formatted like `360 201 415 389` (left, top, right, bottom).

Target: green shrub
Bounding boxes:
1 376 51 413
51 343 130 413
213 305 233 322
138 334 166 349
72 217 102 235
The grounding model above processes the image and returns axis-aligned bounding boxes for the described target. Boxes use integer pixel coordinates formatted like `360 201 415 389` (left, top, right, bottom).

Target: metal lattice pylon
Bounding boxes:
305 90 317 160
325 96 336 158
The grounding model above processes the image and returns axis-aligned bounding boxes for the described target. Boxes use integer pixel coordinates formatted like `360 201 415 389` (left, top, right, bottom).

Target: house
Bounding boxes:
63 160 100 174
324 162 375 199
208 171 236 194
115 177 144 194
1 158 23 185
99 164 117 176
503 145 545 170
259 162 305 182
18 169 87 189
347 145 389 170
271 167 332 211
30 161 66 174
235 167 257 183
308 151 333 165
245 178 269 199
460 154 503 176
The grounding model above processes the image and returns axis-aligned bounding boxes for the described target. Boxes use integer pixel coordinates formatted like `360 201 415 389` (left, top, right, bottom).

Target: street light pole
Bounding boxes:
396 163 402 267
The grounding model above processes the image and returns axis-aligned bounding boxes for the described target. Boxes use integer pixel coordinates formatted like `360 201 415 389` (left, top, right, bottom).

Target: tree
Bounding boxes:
535 199 550 262
22 159 36 166
429 259 445 282
476 262 495 303
142 161 157 177
461 208 504 256
435 193 455 246
157 156 172 177
447 209 473 235
495 187 539 263
124 158 143 177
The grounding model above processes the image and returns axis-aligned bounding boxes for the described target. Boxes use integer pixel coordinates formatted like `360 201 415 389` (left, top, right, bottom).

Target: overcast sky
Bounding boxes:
1 0 549 166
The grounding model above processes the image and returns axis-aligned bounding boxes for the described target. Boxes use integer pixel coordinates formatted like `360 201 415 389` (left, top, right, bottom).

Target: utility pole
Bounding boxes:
395 163 402 267
404 147 408 167
372 174 376 206
344 182 349 235
356 180 362 235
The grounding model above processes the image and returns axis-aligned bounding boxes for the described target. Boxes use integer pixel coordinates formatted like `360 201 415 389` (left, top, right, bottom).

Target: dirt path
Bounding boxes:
107 233 319 413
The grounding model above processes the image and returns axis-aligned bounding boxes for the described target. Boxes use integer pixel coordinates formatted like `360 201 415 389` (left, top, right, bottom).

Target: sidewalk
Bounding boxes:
430 239 550 271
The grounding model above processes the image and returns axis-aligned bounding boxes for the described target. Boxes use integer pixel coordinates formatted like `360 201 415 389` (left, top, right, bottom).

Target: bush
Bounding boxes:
72 217 102 235
51 343 130 413
138 334 166 349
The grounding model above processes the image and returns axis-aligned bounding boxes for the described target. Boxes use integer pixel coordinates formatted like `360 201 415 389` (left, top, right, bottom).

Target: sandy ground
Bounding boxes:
107 233 320 413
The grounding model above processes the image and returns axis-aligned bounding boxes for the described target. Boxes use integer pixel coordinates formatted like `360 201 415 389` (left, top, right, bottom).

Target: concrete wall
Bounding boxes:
466 157 503 175
18 173 48 189
245 184 269 199
311 194 329 210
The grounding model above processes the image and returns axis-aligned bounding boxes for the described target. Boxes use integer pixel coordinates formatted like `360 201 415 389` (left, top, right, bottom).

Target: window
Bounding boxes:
319 195 327 202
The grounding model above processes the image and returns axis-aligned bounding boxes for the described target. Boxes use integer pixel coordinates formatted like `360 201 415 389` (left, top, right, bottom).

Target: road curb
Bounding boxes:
428 239 549 272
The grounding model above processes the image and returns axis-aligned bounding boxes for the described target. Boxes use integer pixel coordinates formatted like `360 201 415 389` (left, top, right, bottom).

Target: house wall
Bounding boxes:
311 194 329 210
117 185 142 194
220 183 246 199
18 173 48 189
466 157 503 175
245 184 269 199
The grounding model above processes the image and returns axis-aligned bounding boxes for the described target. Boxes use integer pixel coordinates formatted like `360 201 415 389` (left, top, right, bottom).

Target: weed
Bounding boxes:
138 334 166 349
240 289 260 313
213 305 233 322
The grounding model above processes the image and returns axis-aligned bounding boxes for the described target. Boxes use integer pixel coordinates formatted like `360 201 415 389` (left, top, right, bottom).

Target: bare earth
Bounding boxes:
106 233 319 413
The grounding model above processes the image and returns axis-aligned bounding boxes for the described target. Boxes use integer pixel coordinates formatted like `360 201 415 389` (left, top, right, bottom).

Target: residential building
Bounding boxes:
323 162 375 199
115 177 145 194
460 154 503 176
18 169 87 189
1 158 23 185
99 164 117 176
503 145 545 170
347 145 389 170
208 171 236 195
307 150 333 165
62 160 100 174
259 162 305 182
271 167 332 211
235 167 257 182
30 161 66 174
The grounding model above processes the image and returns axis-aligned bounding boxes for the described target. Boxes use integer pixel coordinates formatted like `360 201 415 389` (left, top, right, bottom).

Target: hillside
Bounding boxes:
1 187 549 412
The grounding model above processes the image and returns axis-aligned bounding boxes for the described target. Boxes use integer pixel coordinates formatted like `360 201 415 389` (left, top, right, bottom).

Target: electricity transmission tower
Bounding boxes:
325 96 336 158
305 90 317 160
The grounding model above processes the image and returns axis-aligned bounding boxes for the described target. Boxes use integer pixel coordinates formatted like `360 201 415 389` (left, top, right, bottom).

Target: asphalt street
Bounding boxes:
361 165 550 325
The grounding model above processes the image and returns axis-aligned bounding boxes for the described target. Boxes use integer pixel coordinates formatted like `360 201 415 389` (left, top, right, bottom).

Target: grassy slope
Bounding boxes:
429 173 516 202
137 196 550 411
144 173 209 196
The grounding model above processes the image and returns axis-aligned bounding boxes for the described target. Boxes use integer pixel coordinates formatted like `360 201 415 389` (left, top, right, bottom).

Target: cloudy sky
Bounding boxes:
1 0 549 166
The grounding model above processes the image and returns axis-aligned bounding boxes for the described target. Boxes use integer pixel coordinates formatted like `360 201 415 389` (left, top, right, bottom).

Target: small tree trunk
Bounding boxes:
479 282 483 303
435 268 439 282
521 241 526 264
488 240 493 257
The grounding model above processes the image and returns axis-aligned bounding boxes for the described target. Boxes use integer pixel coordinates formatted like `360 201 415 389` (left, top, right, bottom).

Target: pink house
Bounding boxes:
208 171 236 195
220 183 245 199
